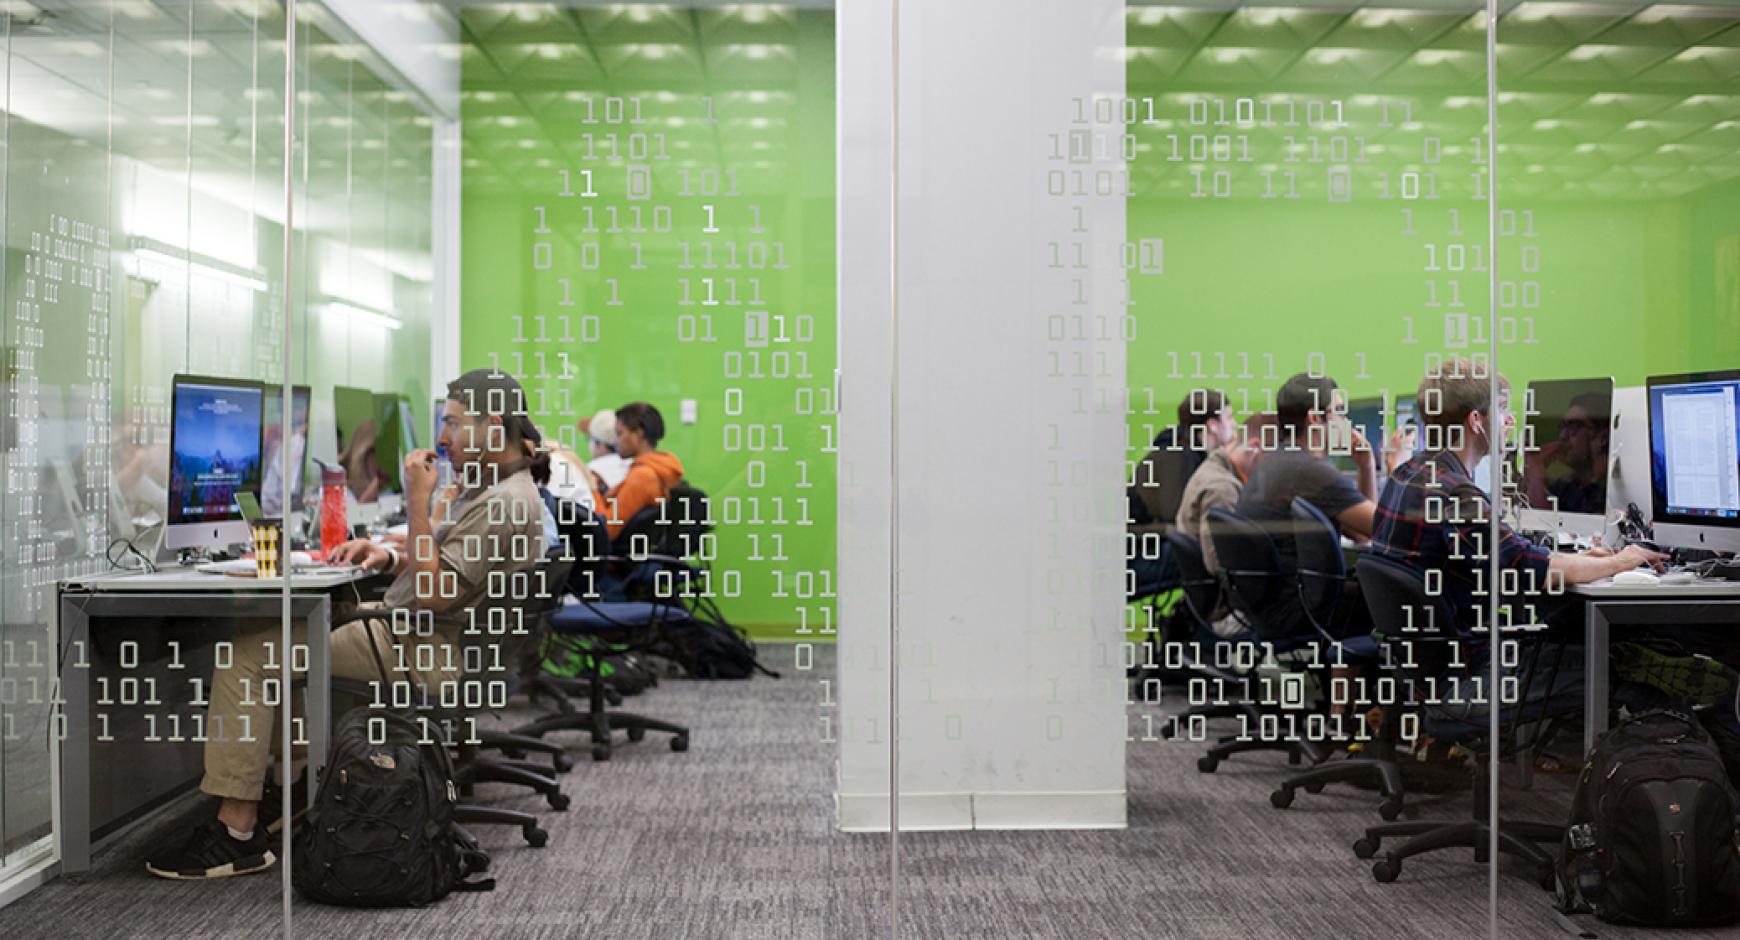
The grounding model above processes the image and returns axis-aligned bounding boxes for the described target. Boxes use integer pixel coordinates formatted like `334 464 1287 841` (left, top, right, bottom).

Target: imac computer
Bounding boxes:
1648 370 1740 553
1607 386 1651 524
1518 377 1614 540
164 375 264 552
333 385 385 503
261 383 311 517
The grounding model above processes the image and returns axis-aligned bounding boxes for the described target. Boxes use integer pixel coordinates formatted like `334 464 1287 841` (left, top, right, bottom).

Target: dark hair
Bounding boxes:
446 369 550 479
1176 389 1230 429
1415 357 1509 432
1276 373 1339 435
616 402 665 448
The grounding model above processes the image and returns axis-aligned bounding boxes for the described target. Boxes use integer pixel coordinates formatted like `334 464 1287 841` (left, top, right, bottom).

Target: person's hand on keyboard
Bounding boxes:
327 538 392 573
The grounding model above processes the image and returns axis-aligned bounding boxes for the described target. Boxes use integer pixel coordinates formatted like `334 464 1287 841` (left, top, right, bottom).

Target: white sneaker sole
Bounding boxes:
146 851 277 880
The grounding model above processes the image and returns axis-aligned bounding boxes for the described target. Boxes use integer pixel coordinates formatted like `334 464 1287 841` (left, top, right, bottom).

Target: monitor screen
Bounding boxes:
1649 371 1740 526
374 392 404 494
333 385 386 503
1331 396 1384 474
261 384 310 517
167 376 263 527
398 398 418 455
1520 378 1613 518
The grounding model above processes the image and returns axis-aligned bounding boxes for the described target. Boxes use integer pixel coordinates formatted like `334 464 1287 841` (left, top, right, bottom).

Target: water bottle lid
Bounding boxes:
312 457 346 485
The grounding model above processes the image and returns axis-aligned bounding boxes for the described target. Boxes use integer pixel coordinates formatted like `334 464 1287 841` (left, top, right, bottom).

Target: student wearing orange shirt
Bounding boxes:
597 402 685 542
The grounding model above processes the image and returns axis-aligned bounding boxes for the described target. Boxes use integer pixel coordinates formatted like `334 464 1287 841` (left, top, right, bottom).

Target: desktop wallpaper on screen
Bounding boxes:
168 384 262 524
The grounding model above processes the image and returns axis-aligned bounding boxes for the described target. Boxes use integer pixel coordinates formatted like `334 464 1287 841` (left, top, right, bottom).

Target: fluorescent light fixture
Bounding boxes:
129 238 268 293
1310 49 1351 66
1589 92 1623 105
1443 95 1482 109
1526 164 1545 173
1567 44 1615 62
1413 50 1452 66
319 298 402 331
1575 142 1598 152
1534 119 1560 130
1215 48 1243 64
1675 47 1717 62
1626 119 1652 130
1355 9 1396 28
1243 7 1287 26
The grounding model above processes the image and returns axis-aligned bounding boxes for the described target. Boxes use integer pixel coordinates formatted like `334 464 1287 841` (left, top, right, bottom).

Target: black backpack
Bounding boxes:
658 615 779 680
293 708 493 907
1557 708 1740 927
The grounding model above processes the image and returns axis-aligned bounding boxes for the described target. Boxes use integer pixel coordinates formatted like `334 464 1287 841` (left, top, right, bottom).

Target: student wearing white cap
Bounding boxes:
582 408 632 492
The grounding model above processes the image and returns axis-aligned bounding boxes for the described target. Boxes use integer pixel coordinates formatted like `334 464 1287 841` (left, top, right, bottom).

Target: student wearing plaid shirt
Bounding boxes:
1372 359 1665 733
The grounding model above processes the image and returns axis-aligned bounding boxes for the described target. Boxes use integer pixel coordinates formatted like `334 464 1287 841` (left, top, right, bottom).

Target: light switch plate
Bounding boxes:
680 398 698 424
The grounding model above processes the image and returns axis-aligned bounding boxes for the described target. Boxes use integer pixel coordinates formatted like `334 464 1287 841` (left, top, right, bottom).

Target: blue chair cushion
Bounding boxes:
550 601 691 636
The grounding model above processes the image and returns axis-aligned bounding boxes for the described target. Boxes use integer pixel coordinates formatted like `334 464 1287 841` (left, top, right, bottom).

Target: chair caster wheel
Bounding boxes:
627 727 647 743
1270 787 1294 809
524 826 548 848
1372 857 1400 883
606 690 624 707
501 748 525 760
547 792 570 811
1538 864 1557 893
1197 756 1218 774
553 753 575 773
1353 837 1380 860
1378 798 1402 822
1304 782 1325 794
592 744 611 762
1288 750 1303 766
671 735 690 753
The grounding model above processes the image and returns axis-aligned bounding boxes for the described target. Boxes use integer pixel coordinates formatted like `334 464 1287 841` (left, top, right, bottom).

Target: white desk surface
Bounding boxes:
62 564 381 593
1570 578 1740 600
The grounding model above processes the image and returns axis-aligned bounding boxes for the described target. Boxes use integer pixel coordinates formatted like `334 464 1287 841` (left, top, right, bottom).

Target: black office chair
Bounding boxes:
1349 554 1568 886
1198 507 1329 772
1154 529 1258 739
1269 497 1400 817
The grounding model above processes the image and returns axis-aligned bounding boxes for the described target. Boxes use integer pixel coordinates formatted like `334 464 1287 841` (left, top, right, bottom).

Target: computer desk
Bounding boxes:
56 565 381 874
1573 578 1740 753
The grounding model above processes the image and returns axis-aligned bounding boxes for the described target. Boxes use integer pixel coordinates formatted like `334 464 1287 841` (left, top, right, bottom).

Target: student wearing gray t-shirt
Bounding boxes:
148 370 546 882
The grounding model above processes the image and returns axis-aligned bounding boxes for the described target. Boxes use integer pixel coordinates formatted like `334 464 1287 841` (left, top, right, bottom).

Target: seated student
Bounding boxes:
597 402 685 542
582 408 632 492
146 369 547 881
1175 412 1273 638
1128 389 1237 588
541 435 596 513
1373 358 1665 730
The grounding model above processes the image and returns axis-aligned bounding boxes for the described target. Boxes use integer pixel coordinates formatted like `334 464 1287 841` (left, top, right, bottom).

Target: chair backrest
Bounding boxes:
1289 497 1346 635
1164 528 1221 630
1206 507 1303 640
1353 553 1460 688
547 494 610 598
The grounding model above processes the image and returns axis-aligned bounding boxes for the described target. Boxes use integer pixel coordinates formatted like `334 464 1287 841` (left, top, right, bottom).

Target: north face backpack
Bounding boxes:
1557 708 1740 927
293 707 493 907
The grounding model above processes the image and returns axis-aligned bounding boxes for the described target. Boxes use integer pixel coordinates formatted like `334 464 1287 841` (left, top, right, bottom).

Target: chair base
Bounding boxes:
514 710 691 762
1271 757 1406 820
1354 817 1561 886
454 806 548 847
1196 733 1326 773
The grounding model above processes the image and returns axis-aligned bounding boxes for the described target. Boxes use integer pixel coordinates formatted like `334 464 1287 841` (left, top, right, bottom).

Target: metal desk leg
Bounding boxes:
58 600 91 875
305 597 332 796
1585 603 1609 755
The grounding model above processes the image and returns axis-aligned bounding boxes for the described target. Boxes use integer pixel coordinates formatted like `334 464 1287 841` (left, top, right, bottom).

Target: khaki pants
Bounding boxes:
199 603 462 802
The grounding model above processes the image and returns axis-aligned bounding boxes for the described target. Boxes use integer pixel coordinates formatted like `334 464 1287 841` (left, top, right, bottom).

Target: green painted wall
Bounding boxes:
462 13 837 641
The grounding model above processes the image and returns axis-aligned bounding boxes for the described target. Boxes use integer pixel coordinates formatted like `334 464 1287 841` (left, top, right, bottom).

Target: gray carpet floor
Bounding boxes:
0 644 1730 939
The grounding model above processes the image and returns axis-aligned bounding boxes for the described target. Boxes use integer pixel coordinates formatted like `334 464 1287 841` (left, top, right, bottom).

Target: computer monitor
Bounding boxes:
260 384 311 517
374 392 404 494
1648 369 1740 553
1518 378 1614 540
333 385 385 503
1330 396 1384 475
164 375 264 552
398 397 418 455
1607 386 1651 524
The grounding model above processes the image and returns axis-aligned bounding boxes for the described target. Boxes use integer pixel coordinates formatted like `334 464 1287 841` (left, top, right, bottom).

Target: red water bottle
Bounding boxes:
316 459 349 557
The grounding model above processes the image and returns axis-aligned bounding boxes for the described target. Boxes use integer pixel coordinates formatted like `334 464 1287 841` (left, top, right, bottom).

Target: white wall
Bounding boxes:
837 0 1129 831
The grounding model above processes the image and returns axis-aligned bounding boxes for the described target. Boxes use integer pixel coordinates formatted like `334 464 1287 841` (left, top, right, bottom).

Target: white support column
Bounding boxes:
837 0 1128 832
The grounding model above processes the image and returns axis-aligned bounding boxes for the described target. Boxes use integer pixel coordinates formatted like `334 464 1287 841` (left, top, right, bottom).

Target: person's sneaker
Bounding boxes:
1613 641 1739 706
258 769 309 836
145 819 276 880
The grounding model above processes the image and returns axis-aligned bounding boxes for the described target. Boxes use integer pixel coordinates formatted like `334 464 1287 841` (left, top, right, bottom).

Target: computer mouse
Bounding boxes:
1613 569 1660 586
